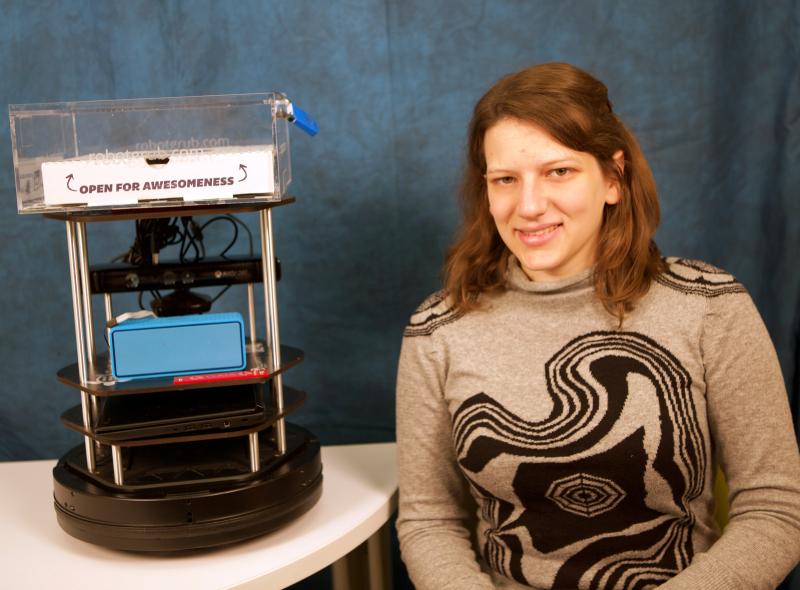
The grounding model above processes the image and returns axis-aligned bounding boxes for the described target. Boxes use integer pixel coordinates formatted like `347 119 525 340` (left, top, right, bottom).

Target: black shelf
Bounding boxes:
56 344 303 396
61 386 306 446
43 196 296 223
58 422 316 493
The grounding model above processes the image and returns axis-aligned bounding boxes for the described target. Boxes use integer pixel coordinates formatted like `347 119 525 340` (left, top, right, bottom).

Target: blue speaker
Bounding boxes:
109 312 247 380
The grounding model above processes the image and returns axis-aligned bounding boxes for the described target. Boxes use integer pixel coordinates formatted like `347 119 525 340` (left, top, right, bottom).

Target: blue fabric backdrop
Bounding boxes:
0 1 797 588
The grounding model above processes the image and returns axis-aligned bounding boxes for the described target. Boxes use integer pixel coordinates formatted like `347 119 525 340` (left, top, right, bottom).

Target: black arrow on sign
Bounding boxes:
238 164 248 182
66 174 77 192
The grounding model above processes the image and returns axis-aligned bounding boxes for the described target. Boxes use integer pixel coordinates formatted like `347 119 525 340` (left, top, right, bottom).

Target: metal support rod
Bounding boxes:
111 445 124 485
103 293 113 324
247 282 257 348
65 221 95 472
332 525 392 590
367 524 393 590
248 432 260 472
102 294 113 454
259 209 286 454
75 223 95 364
75 222 99 421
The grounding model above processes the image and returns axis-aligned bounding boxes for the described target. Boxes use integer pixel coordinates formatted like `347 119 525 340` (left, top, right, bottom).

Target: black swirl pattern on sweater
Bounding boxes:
453 331 705 589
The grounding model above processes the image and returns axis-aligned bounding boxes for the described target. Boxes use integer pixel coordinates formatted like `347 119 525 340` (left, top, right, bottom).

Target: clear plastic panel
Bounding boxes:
9 93 294 214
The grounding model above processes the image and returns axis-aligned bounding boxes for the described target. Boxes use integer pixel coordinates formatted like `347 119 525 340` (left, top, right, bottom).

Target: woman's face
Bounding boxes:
484 117 622 282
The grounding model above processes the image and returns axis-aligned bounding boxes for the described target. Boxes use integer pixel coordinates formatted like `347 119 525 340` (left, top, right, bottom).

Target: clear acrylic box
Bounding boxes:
9 93 303 214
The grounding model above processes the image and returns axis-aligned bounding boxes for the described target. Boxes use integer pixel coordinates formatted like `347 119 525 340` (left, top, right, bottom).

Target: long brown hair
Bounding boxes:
444 62 665 323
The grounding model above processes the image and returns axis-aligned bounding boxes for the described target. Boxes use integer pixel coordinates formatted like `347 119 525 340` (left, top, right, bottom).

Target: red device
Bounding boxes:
173 367 269 385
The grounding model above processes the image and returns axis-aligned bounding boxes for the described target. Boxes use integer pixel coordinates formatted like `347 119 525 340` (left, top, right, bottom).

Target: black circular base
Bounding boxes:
53 424 322 552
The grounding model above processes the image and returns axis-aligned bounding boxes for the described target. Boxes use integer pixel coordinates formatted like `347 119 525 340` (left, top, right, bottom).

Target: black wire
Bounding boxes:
114 218 183 265
231 215 254 256
164 218 182 247
179 217 203 262
210 284 232 303
220 222 239 258
199 215 244 259
113 213 251 270
206 215 254 256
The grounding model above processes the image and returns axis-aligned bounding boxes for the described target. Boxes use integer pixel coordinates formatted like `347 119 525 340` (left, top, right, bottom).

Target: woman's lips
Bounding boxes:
516 224 561 246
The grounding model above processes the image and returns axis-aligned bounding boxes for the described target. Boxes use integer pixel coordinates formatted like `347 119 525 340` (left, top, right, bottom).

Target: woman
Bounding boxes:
395 62 800 589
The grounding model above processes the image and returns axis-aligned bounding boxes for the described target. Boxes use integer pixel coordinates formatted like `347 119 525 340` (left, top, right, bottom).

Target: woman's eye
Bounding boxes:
491 176 515 185
551 167 570 177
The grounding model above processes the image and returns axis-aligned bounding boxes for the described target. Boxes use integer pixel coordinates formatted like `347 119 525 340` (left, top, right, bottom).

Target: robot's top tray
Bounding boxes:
9 93 316 215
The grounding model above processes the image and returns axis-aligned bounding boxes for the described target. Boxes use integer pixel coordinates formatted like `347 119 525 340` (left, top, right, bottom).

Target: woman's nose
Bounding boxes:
517 179 548 217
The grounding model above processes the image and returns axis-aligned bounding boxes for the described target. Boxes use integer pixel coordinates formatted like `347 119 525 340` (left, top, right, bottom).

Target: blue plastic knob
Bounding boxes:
289 104 319 136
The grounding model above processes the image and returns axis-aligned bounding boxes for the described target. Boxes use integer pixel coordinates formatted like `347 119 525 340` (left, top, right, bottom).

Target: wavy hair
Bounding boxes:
443 62 665 324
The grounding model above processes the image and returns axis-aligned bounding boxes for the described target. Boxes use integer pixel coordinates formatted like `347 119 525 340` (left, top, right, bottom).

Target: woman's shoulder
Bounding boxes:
403 289 465 338
653 256 748 299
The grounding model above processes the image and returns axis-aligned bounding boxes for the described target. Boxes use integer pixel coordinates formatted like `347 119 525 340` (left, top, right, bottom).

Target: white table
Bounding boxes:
0 442 398 590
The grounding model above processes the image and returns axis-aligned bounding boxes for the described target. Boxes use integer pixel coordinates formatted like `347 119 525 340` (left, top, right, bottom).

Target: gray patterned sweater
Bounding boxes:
396 257 800 590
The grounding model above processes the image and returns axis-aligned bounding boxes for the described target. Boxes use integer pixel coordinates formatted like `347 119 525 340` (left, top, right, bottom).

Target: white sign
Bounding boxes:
41 146 275 206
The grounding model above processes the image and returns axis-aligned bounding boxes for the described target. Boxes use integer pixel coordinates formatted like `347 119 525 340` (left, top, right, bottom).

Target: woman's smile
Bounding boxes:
515 223 562 246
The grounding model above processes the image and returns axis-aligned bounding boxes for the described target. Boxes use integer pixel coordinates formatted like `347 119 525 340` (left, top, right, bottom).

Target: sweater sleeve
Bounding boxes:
660 290 800 589
395 330 496 590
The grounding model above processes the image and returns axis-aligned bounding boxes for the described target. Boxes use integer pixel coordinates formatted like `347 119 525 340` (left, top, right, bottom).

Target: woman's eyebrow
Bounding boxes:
539 157 580 167
486 158 580 174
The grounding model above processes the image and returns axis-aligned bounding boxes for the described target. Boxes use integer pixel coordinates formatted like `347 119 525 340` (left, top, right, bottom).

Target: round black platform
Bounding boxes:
52 423 322 552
